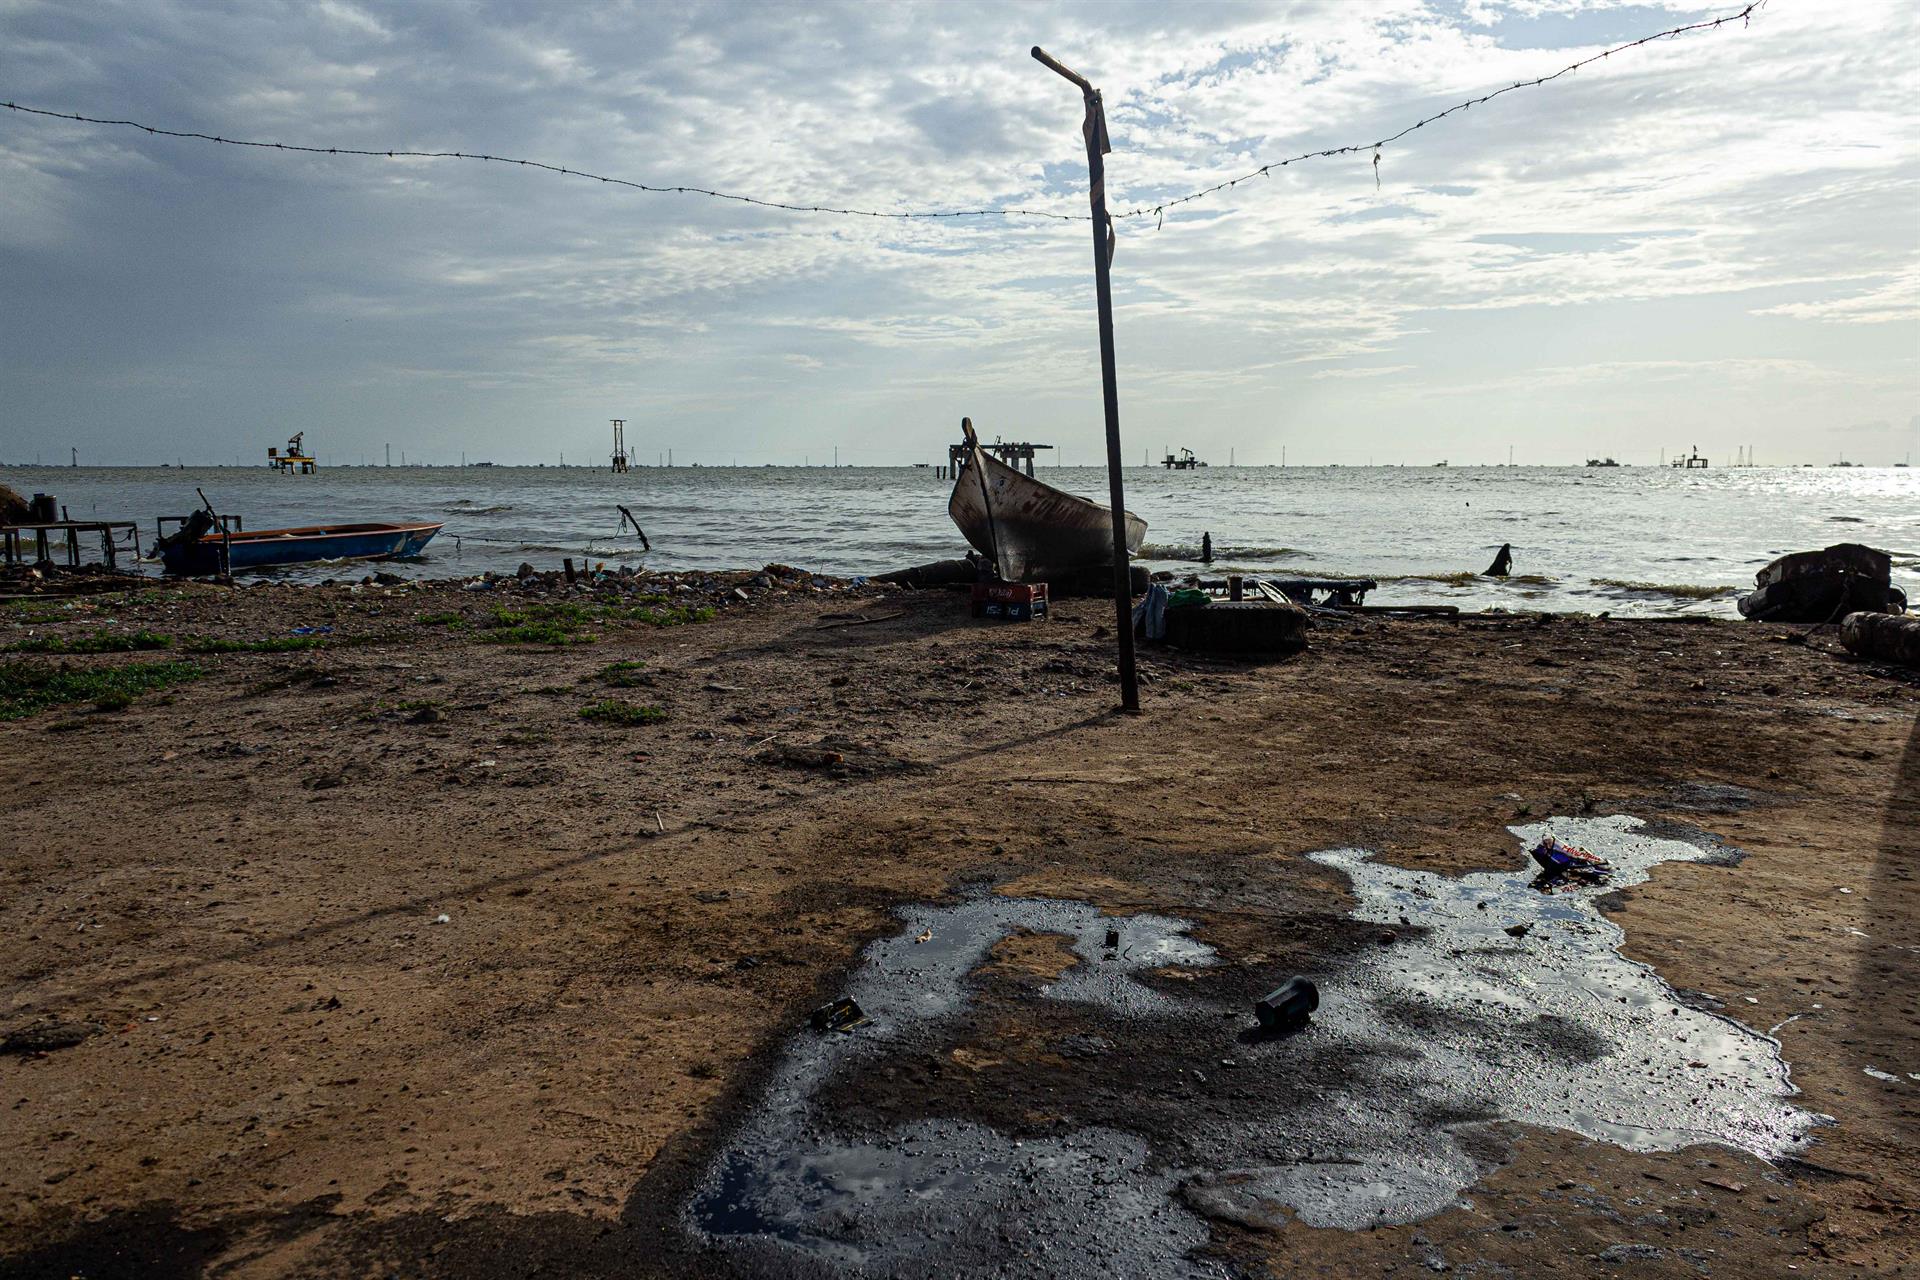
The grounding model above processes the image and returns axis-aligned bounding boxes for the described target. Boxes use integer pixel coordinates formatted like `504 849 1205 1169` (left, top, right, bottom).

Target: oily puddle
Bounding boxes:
686 817 1818 1277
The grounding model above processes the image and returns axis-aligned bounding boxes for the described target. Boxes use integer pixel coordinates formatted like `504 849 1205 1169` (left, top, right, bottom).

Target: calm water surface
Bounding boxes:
5 463 1914 616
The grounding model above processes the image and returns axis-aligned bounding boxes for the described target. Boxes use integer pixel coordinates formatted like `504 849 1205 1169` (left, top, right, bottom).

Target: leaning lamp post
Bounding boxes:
1032 45 1141 714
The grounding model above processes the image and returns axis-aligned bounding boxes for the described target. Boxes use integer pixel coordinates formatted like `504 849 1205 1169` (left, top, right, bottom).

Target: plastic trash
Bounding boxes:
1530 835 1612 879
808 997 868 1033
1132 583 1170 640
290 626 333 636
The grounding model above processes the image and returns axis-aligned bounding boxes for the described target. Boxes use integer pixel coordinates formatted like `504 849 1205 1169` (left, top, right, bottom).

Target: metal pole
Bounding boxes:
1033 45 1140 713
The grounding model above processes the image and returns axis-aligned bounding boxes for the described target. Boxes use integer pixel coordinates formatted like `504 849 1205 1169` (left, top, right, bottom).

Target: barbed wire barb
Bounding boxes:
0 1 1758 226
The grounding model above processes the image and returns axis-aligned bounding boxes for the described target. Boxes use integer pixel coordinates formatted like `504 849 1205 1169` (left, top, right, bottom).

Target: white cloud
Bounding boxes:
0 0 1914 464
1752 268 1920 324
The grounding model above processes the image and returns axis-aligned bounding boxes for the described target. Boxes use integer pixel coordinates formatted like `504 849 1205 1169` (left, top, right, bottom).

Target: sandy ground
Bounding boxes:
0 573 1914 1277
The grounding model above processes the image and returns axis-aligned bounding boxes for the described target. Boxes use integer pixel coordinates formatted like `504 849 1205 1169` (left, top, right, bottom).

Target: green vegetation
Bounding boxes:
461 596 718 644
2 602 73 625
0 659 203 720
12 629 174 654
490 602 599 627
479 602 599 646
415 611 468 627
182 635 327 654
579 699 667 726
106 589 190 607
597 659 650 687
1590 578 1735 601
480 620 598 646
618 604 715 627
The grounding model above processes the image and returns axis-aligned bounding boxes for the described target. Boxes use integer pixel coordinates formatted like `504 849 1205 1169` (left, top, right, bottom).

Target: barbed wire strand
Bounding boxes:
1 2 1760 226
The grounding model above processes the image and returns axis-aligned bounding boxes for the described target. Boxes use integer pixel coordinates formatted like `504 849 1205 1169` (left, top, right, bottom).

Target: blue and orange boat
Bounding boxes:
156 518 442 576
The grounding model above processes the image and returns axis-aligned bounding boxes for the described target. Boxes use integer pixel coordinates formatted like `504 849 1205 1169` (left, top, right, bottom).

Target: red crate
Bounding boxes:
970 581 1049 621
973 599 1048 621
970 582 1048 605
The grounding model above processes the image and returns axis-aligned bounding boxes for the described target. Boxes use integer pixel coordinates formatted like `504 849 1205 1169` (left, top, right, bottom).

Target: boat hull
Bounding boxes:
948 449 1145 582
159 522 442 576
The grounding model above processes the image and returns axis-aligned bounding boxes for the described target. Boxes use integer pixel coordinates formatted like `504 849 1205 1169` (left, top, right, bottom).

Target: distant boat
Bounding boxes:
948 420 1143 582
157 520 441 576
1585 457 1621 467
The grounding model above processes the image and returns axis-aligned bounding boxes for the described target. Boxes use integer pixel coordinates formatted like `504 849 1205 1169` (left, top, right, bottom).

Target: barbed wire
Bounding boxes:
1 2 1761 226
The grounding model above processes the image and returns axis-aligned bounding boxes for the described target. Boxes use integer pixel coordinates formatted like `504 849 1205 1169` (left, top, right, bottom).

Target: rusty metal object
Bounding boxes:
1738 543 1902 622
1841 610 1920 668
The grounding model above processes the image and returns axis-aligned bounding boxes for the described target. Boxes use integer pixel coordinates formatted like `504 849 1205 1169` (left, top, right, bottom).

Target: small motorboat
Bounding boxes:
948 419 1145 582
156 517 441 576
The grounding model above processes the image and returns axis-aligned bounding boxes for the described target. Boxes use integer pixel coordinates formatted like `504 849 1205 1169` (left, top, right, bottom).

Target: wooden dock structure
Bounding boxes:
3 520 141 569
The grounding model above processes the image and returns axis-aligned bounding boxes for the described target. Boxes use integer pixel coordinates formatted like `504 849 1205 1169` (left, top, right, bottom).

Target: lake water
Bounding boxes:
4 462 1915 616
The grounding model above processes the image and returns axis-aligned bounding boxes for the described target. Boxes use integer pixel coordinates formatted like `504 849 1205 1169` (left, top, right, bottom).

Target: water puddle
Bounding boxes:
687 899 1225 1277
687 817 1818 1274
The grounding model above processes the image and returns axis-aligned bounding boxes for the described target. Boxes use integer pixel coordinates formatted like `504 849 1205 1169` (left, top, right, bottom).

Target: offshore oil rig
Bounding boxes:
939 437 1053 480
1161 447 1207 470
268 432 317 474
611 419 630 473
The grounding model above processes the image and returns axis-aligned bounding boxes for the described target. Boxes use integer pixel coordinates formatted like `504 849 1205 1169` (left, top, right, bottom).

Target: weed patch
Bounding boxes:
183 636 326 654
579 699 667 726
1590 578 1735 601
0 659 203 720
618 604 714 627
598 659 651 687
12 629 173 654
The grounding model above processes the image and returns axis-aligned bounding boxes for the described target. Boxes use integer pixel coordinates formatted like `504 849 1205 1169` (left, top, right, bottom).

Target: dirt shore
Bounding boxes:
1 572 1915 1277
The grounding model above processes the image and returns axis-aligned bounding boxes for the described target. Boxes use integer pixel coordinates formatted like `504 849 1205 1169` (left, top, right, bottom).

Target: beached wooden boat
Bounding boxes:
157 520 441 576
948 424 1145 582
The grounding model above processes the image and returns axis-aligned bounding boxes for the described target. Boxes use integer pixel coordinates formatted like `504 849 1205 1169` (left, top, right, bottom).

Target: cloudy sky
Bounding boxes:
2 0 1915 467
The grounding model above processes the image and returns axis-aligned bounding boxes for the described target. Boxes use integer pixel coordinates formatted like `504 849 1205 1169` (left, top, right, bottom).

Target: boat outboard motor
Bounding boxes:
155 508 215 552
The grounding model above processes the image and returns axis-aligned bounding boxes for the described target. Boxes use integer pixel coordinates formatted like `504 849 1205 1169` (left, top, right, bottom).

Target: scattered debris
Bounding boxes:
1530 834 1613 881
1253 977 1319 1033
1737 543 1905 622
808 997 868 1033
